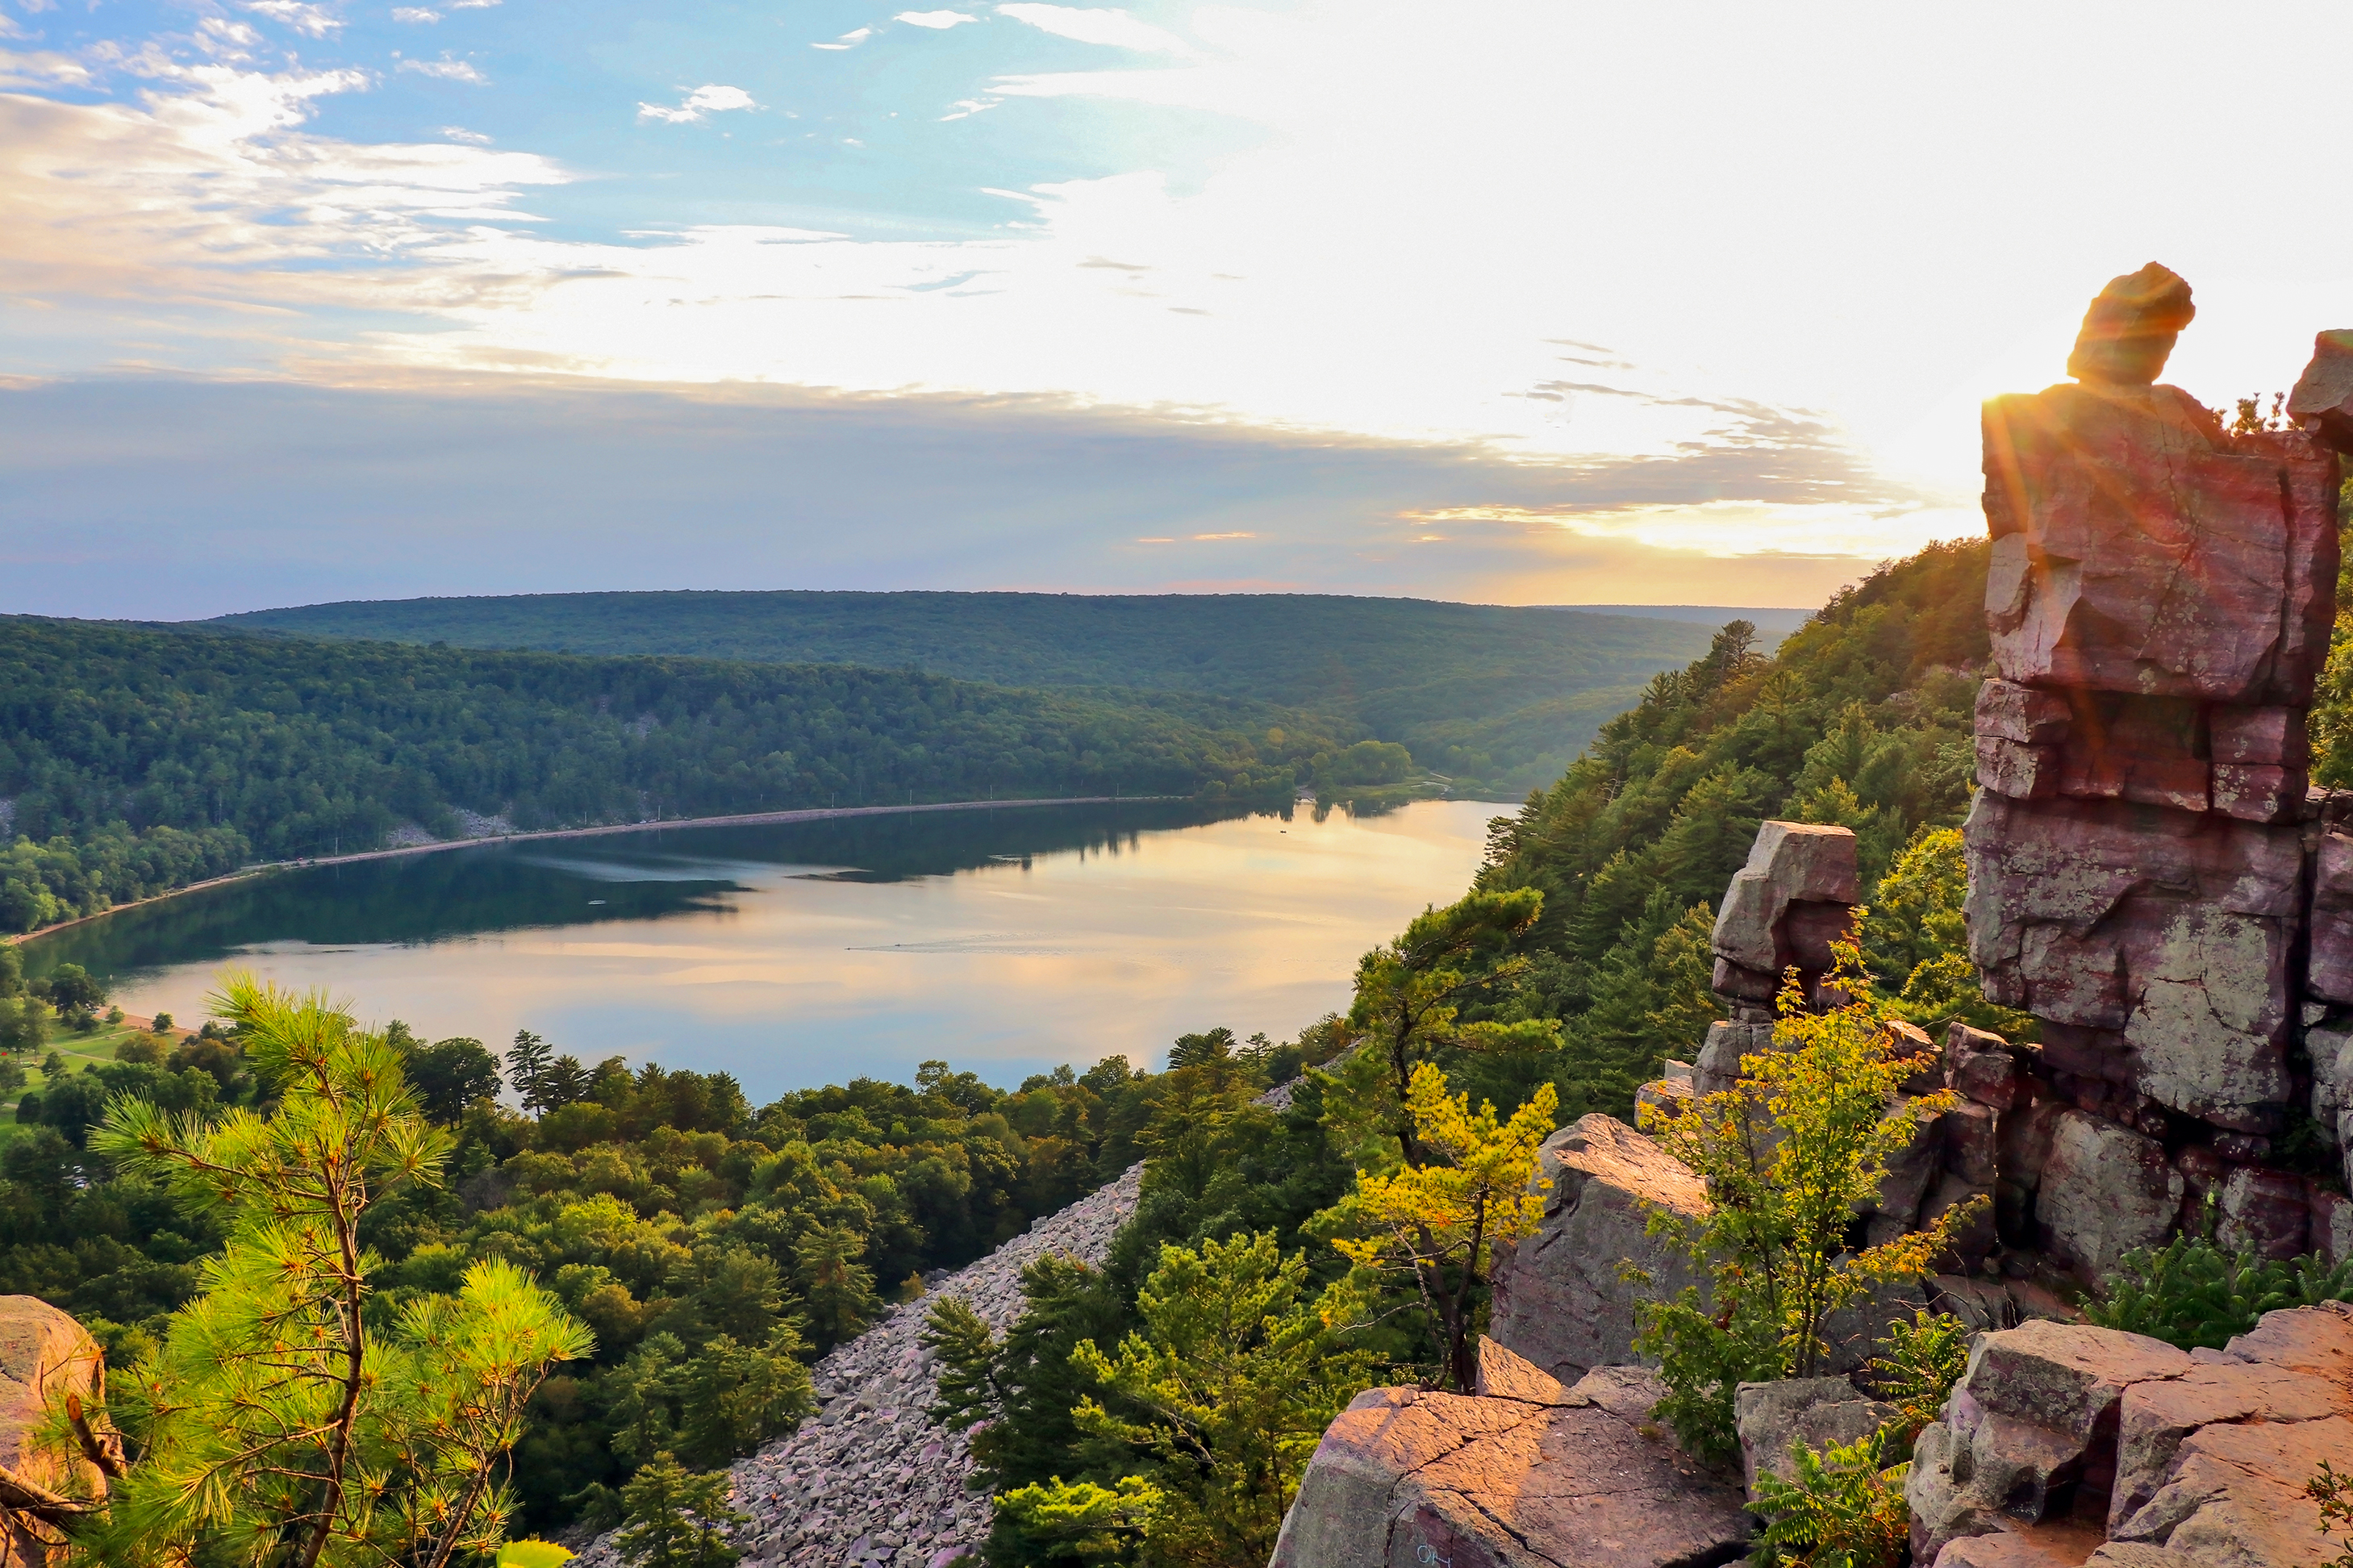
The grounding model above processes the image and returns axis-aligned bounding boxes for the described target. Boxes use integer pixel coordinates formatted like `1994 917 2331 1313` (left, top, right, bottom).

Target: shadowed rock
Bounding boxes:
2066 264 2194 386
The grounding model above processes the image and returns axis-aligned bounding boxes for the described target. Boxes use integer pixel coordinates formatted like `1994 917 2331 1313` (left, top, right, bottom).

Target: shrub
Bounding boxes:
2085 1235 2353 1350
1633 945 1982 1462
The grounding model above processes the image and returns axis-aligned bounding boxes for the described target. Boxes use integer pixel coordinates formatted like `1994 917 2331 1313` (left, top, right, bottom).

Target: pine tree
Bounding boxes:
83 974 593 1567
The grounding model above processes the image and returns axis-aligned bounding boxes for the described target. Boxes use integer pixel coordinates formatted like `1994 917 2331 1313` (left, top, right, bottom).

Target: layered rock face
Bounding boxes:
1964 264 2353 1270
1696 821 1860 1097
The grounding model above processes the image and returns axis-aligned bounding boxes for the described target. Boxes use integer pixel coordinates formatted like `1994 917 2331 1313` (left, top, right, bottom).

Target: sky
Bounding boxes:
10 2 2353 619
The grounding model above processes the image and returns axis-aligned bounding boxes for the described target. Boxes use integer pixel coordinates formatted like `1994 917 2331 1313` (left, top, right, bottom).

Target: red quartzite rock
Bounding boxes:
1486 1116 1707 1384
1981 374 2338 706
1963 792 2300 1133
2037 1111 2184 1283
1912 1306 2353 1568
2067 263 2196 386
1269 1343 1752 1568
1710 821 1858 978
2287 327 2353 452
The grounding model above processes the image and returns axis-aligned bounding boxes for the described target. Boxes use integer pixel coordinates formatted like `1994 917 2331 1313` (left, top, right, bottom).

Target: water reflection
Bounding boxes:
30 799 1491 1096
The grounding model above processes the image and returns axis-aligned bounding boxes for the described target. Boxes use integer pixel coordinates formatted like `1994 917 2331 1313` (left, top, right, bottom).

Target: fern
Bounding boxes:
1748 1429 1909 1568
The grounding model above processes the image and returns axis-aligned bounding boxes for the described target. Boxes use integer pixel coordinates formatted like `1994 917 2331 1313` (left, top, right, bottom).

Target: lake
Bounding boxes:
27 799 1496 1097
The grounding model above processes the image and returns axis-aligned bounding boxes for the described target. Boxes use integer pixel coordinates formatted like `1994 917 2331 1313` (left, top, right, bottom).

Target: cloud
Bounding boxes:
811 27 874 50
637 84 757 124
239 1 342 37
0 375 1899 619
896 10 979 27
397 53 487 81
995 4 1191 53
440 124 491 144
393 8 440 21
0 56 566 315
0 47 91 86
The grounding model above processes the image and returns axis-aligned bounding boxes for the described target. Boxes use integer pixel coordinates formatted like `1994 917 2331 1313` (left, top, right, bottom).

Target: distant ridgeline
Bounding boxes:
0 615 1354 933
208 590 1732 795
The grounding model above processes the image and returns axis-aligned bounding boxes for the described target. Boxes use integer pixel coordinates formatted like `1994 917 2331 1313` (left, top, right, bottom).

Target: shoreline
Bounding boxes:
3 794 1183 948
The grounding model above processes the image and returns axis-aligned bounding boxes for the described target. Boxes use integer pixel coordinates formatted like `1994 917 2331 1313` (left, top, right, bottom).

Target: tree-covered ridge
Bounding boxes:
0 614 1355 932
1467 539 1994 1120
207 590 1727 794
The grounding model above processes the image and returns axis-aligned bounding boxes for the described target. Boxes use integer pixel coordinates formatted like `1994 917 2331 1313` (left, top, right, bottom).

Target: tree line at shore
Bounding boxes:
0 615 1396 934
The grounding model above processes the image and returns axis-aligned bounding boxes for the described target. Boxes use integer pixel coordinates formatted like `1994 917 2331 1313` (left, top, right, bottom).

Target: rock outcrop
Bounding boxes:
1270 1341 1751 1568
0 1296 110 1568
1486 1114 1708 1382
1962 265 2353 1276
1697 822 1859 1095
1906 1303 2353 1567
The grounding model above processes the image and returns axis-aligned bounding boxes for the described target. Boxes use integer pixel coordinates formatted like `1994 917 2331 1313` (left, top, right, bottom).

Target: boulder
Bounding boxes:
1711 822 1858 980
2303 841 2353 1007
1949 1024 2028 1112
1733 1376 1896 1495
1268 1357 1752 1568
2313 1190 2353 1268
2038 1112 2185 1282
1907 1319 2192 1559
2109 1414 2353 1564
2065 263 2194 386
2213 1166 2309 1261
0 1297 110 1568
2108 1356 2353 1530
2288 327 2353 452
1487 1116 1706 1384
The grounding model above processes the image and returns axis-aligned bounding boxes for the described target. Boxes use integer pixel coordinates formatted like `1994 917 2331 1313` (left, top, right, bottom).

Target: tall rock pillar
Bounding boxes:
1965 264 2346 1267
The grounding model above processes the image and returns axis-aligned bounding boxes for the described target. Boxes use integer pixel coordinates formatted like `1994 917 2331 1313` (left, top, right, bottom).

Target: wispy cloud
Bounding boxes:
638 84 757 124
811 27 874 50
393 8 441 23
995 4 1191 54
397 53 487 82
239 1 342 38
896 10 979 27
440 124 491 144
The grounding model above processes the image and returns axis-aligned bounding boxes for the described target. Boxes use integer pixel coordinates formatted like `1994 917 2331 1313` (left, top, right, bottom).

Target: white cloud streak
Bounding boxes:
896 10 980 27
239 1 343 38
995 4 1191 53
395 53 487 81
811 27 874 50
637 83 757 124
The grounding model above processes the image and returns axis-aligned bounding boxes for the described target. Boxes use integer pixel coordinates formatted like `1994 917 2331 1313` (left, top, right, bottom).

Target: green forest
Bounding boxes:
0 615 1357 934
210 590 1729 793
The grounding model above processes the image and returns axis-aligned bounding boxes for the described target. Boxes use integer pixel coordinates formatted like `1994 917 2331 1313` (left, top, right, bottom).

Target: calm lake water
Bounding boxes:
28 799 1494 1096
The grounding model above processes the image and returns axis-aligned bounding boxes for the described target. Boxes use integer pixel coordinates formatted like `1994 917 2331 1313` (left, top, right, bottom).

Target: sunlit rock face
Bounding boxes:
1963 267 2353 1271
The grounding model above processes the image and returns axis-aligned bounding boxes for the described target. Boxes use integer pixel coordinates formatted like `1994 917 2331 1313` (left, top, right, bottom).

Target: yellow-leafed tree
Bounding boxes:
1333 1065 1555 1393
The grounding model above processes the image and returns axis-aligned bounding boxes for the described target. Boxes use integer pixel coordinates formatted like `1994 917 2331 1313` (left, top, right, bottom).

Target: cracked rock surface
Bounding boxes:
1269 1340 1751 1568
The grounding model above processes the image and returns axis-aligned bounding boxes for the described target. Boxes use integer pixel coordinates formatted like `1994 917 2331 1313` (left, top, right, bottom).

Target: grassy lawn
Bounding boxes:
0 1010 198 1144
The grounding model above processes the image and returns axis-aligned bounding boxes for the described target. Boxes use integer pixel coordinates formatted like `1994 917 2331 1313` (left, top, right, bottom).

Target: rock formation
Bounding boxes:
1485 1114 1707 1383
1907 1304 2353 1566
1965 263 2353 1276
1269 1340 1752 1568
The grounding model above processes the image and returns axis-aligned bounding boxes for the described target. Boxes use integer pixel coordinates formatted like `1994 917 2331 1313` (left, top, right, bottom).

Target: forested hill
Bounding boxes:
0 615 1346 933
207 591 1725 794
1456 539 1998 1122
